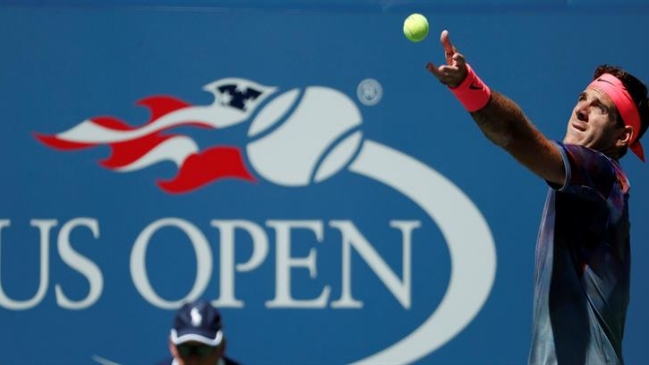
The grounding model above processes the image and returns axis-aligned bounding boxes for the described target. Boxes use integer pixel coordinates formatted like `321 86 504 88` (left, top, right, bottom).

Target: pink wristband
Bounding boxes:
449 64 491 112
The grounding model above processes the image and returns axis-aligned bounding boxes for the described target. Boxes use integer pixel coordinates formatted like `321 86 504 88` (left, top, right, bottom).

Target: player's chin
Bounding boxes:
563 129 585 145
563 134 579 145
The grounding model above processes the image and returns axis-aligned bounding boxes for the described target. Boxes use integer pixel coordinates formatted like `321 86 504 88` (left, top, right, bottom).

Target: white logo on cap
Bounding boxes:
190 307 202 327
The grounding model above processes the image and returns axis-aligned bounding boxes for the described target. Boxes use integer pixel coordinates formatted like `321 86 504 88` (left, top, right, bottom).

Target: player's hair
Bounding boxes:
593 65 649 157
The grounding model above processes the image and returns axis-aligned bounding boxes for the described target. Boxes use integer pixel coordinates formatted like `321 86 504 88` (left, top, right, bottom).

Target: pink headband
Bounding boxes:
588 73 644 162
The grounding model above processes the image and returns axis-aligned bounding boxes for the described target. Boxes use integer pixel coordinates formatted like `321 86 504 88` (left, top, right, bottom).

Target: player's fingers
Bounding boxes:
452 52 466 67
440 30 455 65
426 62 443 79
427 63 461 87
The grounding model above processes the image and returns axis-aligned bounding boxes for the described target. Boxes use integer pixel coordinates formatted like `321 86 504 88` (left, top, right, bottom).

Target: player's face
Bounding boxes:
172 341 222 365
564 88 625 153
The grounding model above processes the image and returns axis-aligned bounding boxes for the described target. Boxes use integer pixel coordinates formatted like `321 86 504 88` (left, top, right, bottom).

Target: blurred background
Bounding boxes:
1 0 648 364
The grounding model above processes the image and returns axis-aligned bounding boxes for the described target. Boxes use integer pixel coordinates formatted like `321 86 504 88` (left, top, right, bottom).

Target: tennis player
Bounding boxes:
426 29 648 365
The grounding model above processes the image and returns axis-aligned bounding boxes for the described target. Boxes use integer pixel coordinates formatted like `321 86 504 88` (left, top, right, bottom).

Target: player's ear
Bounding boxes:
169 338 178 357
616 124 633 149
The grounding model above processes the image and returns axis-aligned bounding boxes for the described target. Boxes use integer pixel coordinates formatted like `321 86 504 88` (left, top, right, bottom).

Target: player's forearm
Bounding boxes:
432 49 564 182
446 63 541 150
443 62 564 182
468 91 565 184
469 91 538 150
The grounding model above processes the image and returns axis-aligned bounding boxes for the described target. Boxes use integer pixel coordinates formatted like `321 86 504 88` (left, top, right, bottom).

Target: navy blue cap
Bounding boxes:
170 300 223 346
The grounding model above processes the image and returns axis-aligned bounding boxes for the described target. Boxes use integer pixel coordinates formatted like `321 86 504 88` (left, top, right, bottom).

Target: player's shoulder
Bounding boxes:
558 142 618 172
558 142 600 157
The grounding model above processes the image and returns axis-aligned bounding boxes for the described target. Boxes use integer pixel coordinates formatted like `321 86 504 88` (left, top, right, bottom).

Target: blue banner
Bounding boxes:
1 2 648 364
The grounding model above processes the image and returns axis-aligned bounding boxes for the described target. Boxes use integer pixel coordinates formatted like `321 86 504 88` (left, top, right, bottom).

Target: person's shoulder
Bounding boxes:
561 143 611 161
559 142 618 171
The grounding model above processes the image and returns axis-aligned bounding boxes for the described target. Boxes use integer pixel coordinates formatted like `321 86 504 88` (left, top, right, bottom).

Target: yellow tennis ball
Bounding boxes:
403 13 429 42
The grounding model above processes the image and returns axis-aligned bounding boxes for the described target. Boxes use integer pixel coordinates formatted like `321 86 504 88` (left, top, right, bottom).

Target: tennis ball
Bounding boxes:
403 13 429 42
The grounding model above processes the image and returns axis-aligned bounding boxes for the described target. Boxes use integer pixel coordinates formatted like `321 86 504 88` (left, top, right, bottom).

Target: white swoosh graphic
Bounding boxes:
348 140 497 364
92 355 123 365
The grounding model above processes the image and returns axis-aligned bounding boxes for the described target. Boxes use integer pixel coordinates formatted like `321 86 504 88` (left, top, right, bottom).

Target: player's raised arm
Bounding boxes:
427 30 565 186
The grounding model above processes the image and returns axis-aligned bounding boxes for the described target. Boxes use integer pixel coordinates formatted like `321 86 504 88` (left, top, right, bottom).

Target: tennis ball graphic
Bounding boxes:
247 87 363 186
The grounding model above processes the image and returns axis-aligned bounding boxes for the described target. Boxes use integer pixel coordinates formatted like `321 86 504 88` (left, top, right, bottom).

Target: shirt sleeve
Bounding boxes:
550 142 618 201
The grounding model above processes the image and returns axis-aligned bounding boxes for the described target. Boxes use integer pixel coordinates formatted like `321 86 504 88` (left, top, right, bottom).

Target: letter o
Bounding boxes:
130 218 212 309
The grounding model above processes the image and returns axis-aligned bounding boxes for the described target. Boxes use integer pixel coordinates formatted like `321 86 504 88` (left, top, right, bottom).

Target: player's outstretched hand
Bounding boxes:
426 30 468 88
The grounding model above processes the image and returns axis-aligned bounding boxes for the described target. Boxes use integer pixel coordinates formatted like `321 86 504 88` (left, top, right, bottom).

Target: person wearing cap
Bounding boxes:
156 299 241 365
425 30 648 365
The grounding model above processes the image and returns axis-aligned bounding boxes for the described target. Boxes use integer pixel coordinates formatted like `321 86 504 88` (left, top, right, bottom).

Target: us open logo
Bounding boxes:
34 78 496 364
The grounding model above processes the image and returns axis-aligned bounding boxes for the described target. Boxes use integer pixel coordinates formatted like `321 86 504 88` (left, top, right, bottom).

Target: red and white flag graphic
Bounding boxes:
35 78 277 193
